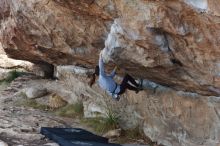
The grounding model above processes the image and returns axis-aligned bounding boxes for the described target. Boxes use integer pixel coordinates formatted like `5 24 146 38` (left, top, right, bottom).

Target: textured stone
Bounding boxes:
43 143 59 146
83 101 107 118
1 1 220 146
103 129 121 138
102 0 220 96
0 0 111 66
25 86 48 99
55 67 220 146
0 43 33 70
0 43 53 78
0 0 220 96
0 140 8 146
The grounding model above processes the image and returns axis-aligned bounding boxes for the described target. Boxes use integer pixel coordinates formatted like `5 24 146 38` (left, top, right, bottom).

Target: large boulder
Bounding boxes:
25 86 48 99
0 43 33 70
0 43 53 78
1 0 220 146
54 67 220 146
0 0 220 96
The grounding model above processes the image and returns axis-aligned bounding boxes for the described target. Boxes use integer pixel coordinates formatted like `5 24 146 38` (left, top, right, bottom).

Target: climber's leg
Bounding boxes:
138 79 143 90
118 74 139 95
122 74 139 87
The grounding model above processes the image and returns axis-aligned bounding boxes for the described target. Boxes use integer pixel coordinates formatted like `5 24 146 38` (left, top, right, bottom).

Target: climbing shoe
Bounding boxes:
113 94 120 101
138 79 143 90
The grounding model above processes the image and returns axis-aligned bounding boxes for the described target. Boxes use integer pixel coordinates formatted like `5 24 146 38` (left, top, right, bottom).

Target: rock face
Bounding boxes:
0 0 111 66
0 43 33 70
1 0 220 146
102 0 220 96
0 43 53 78
56 65 220 146
0 0 220 96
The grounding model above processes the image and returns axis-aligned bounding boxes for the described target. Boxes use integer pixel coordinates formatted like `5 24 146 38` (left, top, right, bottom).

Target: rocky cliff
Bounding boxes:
1 0 220 146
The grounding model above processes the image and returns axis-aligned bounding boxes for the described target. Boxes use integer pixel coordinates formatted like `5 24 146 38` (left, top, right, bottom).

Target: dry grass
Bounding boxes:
112 127 157 145
16 98 49 111
81 108 119 134
48 93 67 109
55 102 84 118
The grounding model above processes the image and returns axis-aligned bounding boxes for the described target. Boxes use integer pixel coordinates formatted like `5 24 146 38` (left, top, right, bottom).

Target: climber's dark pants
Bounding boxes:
118 74 139 95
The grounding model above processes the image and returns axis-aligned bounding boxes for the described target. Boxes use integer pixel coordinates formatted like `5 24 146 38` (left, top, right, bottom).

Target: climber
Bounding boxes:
89 53 143 101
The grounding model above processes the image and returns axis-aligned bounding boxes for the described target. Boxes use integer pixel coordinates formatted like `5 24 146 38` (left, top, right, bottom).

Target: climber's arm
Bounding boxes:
109 66 117 78
99 54 105 76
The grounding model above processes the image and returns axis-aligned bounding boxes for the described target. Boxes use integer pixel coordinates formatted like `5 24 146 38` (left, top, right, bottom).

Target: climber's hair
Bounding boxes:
89 66 99 87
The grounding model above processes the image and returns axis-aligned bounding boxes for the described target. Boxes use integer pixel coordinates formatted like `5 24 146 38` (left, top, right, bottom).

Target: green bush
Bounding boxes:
0 70 26 91
0 81 9 91
82 109 119 134
104 109 119 130
3 70 25 83
16 98 49 111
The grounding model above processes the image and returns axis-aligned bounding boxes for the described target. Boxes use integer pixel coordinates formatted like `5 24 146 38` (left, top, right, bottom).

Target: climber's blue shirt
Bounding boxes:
98 56 120 97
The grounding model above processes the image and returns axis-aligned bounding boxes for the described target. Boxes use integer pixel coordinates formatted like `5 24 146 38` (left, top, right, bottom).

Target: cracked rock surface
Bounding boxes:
1 0 220 95
1 0 220 146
